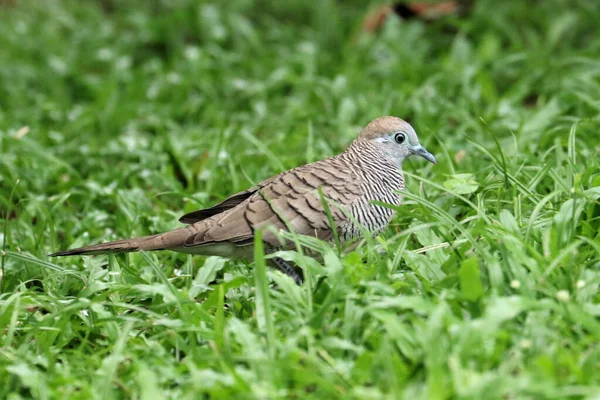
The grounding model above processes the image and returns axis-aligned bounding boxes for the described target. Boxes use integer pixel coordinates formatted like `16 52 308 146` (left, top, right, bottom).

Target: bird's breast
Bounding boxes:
342 173 404 241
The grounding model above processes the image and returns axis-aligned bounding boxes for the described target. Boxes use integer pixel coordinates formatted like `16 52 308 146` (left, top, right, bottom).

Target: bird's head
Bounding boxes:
358 116 437 166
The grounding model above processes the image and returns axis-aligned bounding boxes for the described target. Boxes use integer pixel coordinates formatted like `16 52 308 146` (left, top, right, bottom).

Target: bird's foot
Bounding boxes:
271 257 303 285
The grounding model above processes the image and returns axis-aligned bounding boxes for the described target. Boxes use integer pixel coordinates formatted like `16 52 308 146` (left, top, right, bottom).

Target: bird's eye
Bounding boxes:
394 132 406 144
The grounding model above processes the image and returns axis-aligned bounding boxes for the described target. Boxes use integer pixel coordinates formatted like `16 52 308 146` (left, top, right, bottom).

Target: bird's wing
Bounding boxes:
178 176 280 224
183 157 362 249
179 189 255 224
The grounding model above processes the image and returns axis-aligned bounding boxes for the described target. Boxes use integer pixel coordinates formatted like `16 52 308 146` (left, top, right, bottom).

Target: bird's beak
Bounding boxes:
410 144 437 164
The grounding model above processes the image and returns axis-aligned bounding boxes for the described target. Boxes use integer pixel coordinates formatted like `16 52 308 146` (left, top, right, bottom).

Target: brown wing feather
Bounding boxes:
179 189 255 224
178 175 281 224
183 156 362 249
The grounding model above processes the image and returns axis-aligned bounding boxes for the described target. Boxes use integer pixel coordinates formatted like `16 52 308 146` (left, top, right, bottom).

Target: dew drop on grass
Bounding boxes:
97 48 114 61
520 339 532 349
115 56 132 70
166 72 181 84
556 290 570 302
185 46 200 60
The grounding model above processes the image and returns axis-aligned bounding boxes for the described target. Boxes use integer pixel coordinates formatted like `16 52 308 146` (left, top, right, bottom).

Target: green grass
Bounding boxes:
1 0 600 398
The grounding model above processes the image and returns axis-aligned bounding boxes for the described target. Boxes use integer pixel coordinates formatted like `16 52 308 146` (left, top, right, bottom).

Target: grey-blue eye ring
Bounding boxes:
394 132 406 144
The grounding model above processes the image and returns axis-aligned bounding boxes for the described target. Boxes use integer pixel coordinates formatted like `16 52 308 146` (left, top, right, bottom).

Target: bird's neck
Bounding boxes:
344 140 405 188
346 139 402 168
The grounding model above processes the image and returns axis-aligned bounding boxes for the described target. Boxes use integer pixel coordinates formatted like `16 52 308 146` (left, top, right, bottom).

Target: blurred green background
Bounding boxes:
1 1 600 398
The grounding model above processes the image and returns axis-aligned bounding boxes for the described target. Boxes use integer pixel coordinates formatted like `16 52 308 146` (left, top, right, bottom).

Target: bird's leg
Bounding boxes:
270 257 303 285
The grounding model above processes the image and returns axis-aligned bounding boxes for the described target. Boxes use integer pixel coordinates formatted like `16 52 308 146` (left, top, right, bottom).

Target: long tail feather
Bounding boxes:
48 226 195 257
49 234 164 256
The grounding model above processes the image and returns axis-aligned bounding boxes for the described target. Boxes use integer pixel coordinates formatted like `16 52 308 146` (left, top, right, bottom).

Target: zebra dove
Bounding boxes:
50 116 436 283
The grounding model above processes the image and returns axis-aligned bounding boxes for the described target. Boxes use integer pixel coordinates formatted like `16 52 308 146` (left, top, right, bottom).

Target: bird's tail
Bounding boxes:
49 228 189 257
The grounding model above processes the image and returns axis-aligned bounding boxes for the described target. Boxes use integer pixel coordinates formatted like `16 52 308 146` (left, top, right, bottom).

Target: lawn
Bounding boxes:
1 0 600 398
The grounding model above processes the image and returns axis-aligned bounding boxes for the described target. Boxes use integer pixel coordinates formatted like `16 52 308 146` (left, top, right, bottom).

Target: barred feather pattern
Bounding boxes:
51 136 407 258
339 140 405 242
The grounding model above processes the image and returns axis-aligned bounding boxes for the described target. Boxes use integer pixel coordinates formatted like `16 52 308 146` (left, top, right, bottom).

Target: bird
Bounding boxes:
50 116 437 284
